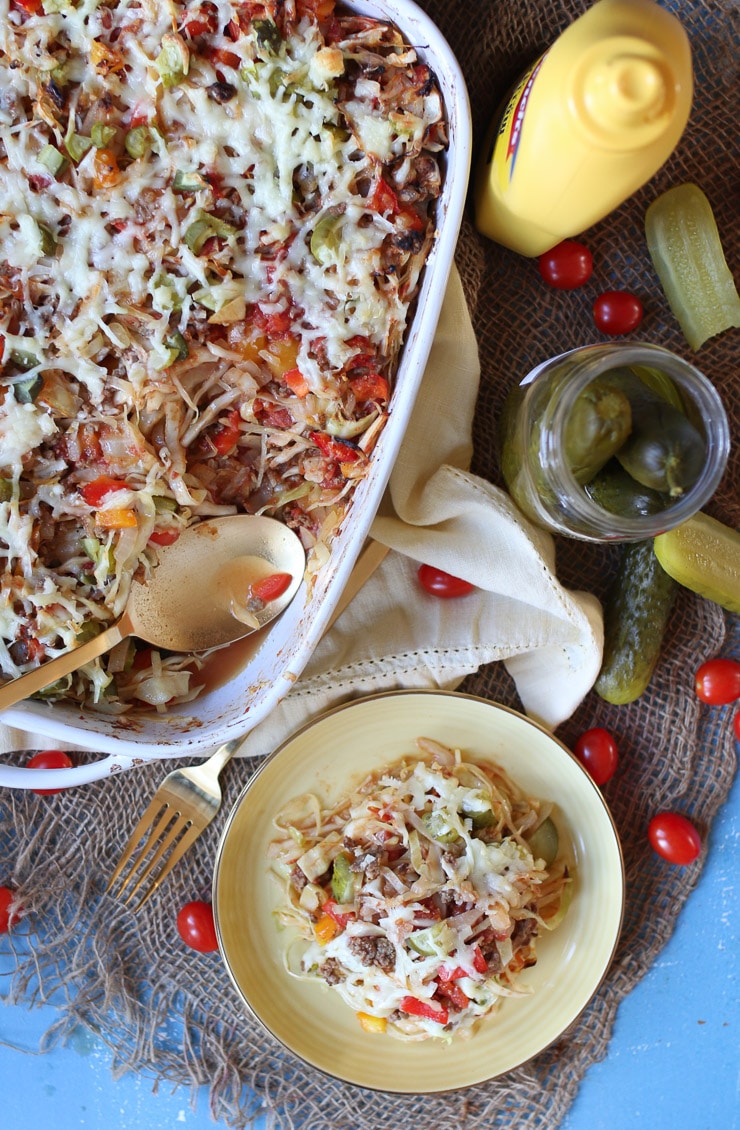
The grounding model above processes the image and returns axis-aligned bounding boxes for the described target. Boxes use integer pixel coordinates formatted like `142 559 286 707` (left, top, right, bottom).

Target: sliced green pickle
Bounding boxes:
75 620 103 643
421 810 460 844
527 816 559 867
38 143 67 177
65 131 93 163
407 921 456 957
91 123 117 149
462 804 495 830
253 18 282 52
310 213 343 265
330 851 355 904
13 374 43 403
653 513 740 614
460 791 495 829
645 183 740 351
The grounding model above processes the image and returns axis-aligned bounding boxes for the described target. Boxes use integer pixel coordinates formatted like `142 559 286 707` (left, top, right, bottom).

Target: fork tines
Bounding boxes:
106 796 201 911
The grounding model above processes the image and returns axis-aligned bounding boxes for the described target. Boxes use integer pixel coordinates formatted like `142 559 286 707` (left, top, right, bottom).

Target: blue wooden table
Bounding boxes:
1 754 738 1130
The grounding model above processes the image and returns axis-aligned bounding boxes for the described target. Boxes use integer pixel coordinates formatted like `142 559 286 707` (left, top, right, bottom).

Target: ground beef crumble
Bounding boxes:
319 957 344 985
347 934 396 972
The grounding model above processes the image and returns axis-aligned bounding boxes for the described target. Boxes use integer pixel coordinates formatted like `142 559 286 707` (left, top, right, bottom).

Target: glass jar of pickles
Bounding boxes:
499 343 730 541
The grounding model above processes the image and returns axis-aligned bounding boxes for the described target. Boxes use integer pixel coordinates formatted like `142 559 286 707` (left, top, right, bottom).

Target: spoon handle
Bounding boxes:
0 616 131 713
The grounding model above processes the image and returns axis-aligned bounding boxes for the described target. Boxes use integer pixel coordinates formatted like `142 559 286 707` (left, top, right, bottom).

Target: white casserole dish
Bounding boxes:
0 0 472 786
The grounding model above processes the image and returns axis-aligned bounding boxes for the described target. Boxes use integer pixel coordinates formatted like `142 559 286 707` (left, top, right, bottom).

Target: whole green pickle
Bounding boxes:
562 375 632 483
599 366 706 497
615 399 706 497
585 462 666 519
595 540 678 705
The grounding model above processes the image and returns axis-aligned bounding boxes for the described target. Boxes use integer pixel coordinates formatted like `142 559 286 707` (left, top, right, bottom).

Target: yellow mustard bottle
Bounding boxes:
473 0 693 257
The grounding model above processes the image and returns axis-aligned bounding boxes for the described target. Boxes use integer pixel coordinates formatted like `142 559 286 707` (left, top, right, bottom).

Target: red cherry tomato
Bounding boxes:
572 727 619 785
176 900 219 953
0 886 21 933
417 564 475 598
537 240 593 289
593 290 644 335
694 657 740 705
27 750 74 795
648 812 702 865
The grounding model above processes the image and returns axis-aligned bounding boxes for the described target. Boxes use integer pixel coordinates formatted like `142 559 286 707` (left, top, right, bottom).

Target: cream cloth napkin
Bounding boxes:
0 266 603 758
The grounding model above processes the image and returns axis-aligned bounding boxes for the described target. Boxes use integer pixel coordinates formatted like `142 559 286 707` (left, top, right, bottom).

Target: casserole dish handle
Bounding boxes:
0 754 144 790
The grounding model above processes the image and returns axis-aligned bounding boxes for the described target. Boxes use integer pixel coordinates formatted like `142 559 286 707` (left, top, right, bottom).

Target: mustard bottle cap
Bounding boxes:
574 36 676 148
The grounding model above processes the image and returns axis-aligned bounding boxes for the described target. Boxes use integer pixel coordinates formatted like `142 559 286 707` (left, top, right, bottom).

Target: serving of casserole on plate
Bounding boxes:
213 692 625 1090
0 0 471 759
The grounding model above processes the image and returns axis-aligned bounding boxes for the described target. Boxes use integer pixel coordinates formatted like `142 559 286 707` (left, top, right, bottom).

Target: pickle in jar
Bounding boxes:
584 462 666 519
497 344 723 540
581 366 707 500
615 397 706 497
562 375 632 484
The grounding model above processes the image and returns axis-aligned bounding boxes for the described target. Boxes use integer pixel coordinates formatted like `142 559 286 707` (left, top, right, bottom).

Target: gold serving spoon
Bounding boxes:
0 515 306 712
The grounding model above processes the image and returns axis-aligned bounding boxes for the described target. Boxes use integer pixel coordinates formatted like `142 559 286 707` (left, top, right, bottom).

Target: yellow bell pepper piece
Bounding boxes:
96 507 138 529
313 913 339 946
357 1012 387 1034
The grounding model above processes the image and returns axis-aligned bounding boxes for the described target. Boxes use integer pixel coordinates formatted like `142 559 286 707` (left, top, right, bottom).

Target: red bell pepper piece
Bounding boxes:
149 528 181 547
211 408 242 455
398 204 426 232
350 372 389 403
249 572 293 603
345 334 372 351
132 647 154 671
472 945 489 974
252 305 293 338
371 178 398 216
283 368 309 397
399 996 449 1025
367 805 394 823
80 476 129 507
181 2 219 37
204 46 241 70
311 432 360 463
322 898 354 929
438 964 468 983
436 980 470 1010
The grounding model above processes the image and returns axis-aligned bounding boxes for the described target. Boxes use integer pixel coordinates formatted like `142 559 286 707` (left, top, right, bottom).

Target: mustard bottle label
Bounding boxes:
491 52 547 192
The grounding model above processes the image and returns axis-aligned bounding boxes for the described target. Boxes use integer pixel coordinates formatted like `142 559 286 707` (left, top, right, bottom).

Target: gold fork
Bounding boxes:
106 539 390 910
105 739 238 910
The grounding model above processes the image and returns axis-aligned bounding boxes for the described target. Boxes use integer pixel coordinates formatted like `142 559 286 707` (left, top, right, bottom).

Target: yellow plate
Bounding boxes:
213 691 625 1092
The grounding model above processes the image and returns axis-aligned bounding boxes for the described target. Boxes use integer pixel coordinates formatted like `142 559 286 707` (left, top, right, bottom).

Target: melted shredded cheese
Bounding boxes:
0 0 446 706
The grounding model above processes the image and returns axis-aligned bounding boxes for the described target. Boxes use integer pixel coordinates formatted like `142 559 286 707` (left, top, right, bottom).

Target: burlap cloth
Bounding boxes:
1 1 739 1127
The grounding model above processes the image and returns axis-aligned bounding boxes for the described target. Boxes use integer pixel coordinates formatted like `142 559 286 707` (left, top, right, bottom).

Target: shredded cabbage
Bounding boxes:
0 0 446 711
268 739 572 1041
